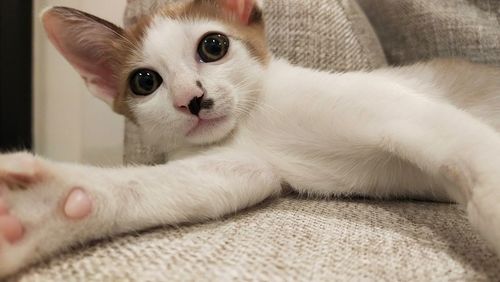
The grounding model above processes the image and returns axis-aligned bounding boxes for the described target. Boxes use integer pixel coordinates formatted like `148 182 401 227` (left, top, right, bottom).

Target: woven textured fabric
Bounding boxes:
11 197 500 281
123 0 387 165
357 0 500 66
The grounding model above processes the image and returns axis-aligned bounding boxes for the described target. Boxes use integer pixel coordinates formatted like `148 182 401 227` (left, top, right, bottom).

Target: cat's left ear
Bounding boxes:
220 0 263 25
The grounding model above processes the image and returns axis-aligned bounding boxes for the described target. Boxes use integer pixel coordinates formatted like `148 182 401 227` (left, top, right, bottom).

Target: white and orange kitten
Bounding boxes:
1 0 500 276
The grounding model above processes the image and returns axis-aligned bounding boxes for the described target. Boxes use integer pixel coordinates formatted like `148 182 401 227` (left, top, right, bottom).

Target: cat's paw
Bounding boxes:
467 187 500 257
0 152 93 278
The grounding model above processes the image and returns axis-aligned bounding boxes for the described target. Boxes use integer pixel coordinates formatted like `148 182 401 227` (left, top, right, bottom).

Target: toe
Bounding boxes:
64 188 92 220
0 153 41 186
0 153 34 173
0 215 24 243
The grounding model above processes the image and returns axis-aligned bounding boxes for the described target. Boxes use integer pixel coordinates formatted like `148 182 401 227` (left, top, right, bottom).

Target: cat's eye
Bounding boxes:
129 69 163 96
198 33 230 63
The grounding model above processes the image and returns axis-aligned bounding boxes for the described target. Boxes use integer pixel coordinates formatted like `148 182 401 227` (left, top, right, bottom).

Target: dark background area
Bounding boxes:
0 0 33 151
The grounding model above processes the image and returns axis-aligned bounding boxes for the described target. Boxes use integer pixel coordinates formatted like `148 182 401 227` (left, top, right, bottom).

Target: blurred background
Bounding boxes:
1 0 126 165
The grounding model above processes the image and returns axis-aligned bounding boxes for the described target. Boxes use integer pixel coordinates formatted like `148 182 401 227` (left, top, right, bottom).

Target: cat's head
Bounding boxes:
42 0 268 150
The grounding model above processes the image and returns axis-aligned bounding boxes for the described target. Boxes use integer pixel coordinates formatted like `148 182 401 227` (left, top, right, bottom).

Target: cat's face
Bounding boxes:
42 0 268 150
128 17 265 148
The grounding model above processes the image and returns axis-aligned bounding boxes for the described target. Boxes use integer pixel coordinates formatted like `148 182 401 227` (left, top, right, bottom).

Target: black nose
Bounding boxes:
188 95 203 116
187 95 215 116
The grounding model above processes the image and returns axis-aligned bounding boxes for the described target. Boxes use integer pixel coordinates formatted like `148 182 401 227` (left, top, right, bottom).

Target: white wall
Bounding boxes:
33 0 127 165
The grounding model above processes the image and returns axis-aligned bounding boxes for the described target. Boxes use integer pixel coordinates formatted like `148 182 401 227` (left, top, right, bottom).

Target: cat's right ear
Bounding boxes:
198 0 263 25
221 0 261 25
41 7 128 106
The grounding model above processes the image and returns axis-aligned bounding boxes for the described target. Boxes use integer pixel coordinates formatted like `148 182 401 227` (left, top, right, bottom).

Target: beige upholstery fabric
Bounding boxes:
357 0 500 66
123 0 387 165
15 0 500 281
11 197 500 281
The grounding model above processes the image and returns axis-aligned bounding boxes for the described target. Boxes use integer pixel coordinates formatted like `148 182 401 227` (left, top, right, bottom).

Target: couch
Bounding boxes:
13 0 500 280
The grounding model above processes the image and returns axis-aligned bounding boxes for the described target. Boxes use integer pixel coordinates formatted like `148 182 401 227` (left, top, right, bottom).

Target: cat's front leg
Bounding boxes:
0 150 281 278
335 88 500 256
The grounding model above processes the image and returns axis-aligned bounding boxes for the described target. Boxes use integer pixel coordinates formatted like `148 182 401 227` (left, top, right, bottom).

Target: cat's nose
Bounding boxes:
173 80 212 116
187 95 203 116
183 95 214 116
173 89 204 115
174 94 205 116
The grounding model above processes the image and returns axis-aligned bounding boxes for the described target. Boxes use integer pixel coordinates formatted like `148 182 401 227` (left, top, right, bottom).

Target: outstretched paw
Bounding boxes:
467 192 500 257
0 152 93 278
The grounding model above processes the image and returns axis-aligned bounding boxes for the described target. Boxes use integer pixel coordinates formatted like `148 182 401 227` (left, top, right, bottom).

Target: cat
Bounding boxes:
1 0 500 277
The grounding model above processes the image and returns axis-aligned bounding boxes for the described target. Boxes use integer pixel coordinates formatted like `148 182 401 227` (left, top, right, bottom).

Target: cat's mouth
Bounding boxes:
186 116 229 137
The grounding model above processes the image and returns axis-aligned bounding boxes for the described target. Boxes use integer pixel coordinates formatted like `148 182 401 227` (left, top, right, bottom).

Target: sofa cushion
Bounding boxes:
12 196 500 280
357 0 500 66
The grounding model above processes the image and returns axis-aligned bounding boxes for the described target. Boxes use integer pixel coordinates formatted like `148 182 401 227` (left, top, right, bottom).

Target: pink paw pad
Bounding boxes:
0 215 24 243
64 188 92 220
0 198 7 215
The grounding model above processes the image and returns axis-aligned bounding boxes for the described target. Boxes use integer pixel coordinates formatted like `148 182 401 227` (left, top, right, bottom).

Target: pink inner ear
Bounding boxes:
60 48 118 105
77 62 117 106
42 9 119 105
223 0 255 24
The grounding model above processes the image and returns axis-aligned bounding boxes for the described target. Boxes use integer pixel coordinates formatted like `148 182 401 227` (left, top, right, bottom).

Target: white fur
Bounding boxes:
2 15 500 277
131 18 263 148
